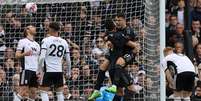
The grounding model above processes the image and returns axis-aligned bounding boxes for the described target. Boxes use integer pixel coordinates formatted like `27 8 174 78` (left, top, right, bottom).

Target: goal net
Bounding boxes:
0 0 160 100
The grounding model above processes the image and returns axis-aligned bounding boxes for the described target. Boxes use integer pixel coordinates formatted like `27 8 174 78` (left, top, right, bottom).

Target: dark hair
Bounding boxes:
105 18 116 31
49 22 60 32
116 13 125 19
23 26 30 37
196 80 201 88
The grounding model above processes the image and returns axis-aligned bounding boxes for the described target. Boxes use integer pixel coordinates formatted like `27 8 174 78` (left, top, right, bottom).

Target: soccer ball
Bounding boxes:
25 2 37 13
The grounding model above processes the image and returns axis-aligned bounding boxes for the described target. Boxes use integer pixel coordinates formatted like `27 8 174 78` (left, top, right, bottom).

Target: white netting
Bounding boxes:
0 0 159 100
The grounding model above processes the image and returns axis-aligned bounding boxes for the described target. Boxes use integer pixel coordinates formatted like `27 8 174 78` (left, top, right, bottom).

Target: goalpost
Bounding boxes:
0 0 161 100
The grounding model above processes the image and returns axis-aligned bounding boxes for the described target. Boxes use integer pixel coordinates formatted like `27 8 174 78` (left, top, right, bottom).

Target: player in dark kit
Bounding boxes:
88 18 141 101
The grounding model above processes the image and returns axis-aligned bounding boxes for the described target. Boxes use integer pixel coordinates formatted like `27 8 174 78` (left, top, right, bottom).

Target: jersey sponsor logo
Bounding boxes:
31 47 37 51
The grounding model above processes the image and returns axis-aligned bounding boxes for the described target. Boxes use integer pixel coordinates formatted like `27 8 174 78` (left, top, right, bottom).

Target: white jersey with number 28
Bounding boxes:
41 36 69 72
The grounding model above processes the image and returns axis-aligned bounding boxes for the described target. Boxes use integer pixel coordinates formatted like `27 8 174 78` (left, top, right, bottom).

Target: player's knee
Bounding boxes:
116 88 124 96
29 88 37 98
18 87 29 98
40 86 50 91
116 57 126 67
100 65 107 71
56 86 64 92
127 85 135 92
100 59 109 71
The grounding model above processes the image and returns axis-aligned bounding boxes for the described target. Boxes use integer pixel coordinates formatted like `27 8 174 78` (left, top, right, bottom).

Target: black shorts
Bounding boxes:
20 70 38 87
109 68 133 88
176 71 195 91
105 51 135 70
122 52 135 65
42 72 64 88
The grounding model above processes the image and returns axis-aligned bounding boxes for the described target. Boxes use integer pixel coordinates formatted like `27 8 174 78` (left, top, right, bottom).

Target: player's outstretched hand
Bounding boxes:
24 50 33 56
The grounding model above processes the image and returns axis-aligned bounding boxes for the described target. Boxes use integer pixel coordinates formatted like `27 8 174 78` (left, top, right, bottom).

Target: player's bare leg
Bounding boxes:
29 87 37 100
16 86 29 100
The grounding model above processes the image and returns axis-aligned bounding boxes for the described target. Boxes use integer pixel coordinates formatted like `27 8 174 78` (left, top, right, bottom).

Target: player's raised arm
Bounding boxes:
65 41 71 77
38 39 47 71
126 40 141 53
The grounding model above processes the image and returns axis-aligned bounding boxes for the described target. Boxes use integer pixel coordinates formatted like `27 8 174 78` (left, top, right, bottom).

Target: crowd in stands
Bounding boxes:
0 0 158 100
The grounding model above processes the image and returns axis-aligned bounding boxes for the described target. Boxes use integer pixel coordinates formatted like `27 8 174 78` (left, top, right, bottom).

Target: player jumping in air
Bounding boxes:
88 16 142 101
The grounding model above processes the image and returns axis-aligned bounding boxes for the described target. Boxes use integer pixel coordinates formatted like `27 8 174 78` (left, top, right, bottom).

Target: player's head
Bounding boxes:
48 22 60 36
105 18 116 32
163 47 173 57
24 25 36 36
114 13 127 29
174 41 184 54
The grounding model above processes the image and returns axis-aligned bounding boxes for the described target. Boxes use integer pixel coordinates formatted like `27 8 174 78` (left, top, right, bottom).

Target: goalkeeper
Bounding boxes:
88 18 141 101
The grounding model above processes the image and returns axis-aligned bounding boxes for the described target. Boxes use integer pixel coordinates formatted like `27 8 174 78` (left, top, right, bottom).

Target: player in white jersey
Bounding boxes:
38 22 71 101
15 25 40 101
161 47 196 101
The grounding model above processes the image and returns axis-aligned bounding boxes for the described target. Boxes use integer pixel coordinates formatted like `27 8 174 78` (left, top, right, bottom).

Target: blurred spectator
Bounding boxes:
37 17 51 42
129 63 139 78
0 25 6 64
175 23 185 43
166 0 179 13
70 86 80 100
67 66 81 90
14 63 21 74
4 14 23 47
92 13 102 29
4 58 15 86
71 48 84 66
0 68 6 96
4 47 15 60
82 83 93 97
172 0 185 24
63 84 71 100
0 25 6 51
92 37 107 58
191 80 201 100
12 74 19 94
194 43 201 79
48 91 54 100
166 10 171 28
136 70 146 87
18 4 33 27
131 16 143 33
191 1 201 22
166 15 178 33
192 19 201 42
80 64 93 91
61 22 73 40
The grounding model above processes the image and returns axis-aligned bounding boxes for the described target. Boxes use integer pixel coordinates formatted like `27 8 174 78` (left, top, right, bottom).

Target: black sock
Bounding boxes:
94 69 106 90
113 95 123 101
113 65 124 85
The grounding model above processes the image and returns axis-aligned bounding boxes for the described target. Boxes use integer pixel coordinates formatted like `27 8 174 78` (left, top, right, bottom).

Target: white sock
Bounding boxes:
56 92 64 101
40 91 49 101
13 93 21 101
183 97 191 101
174 96 181 101
168 94 181 101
